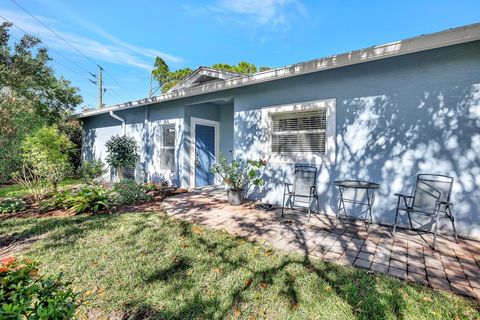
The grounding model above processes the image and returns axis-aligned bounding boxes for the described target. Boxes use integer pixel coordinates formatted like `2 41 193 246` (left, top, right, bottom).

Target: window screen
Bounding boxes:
160 126 175 170
271 109 327 154
163 127 175 147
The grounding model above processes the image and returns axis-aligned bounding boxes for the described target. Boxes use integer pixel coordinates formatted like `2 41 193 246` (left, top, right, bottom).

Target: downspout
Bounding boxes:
109 110 126 182
109 110 126 136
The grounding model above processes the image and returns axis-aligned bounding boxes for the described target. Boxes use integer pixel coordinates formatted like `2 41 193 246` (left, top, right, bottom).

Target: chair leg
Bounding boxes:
432 204 440 250
392 197 401 235
448 206 458 243
307 197 312 221
406 211 414 230
281 193 286 217
316 195 320 213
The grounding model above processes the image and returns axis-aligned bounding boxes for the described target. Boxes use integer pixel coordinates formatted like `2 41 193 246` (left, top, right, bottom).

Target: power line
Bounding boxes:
3 29 98 85
8 0 133 103
9 0 98 67
0 15 97 84
104 88 123 103
102 69 131 99
0 15 94 76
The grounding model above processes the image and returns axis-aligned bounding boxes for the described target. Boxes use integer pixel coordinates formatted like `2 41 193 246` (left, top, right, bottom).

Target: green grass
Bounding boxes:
1 213 478 319
0 177 82 198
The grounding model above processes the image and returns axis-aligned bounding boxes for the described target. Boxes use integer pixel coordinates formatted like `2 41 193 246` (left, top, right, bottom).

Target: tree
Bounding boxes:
21 125 75 191
152 58 270 93
0 22 82 182
105 135 138 181
58 120 83 172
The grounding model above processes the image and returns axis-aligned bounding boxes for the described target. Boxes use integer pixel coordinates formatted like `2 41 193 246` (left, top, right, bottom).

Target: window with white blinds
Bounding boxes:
271 109 327 155
160 125 175 170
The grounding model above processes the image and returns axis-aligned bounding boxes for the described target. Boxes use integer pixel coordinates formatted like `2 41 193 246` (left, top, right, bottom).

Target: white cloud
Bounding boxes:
65 16 183 65
0 7 183 71
185 0 306 30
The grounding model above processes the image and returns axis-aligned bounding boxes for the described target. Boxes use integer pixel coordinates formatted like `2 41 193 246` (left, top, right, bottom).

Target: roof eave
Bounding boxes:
75 22 480 119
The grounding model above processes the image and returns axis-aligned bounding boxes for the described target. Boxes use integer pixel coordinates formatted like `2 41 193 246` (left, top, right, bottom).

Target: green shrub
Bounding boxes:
39 189 73 212
21 126 74 191
65 186 110 214
111 180 151 205
105 136 138 181
211 154 266 191
144 181 159 192
12 165 48 202
0 197 26 214
79 160 106 184
0 257 79 319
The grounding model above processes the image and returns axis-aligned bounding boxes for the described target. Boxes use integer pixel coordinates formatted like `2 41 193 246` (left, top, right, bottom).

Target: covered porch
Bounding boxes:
163 188 480 299
183 97 234 189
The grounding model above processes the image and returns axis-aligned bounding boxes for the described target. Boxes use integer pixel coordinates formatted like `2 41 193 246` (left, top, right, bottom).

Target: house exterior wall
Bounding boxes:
81 40 480 239
232 41 480 239
82 99 235 187
220 104 235 162
147 103 184 185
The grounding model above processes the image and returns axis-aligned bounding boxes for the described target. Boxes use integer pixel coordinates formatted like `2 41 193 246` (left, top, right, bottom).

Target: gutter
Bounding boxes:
109 110 126 135
74 22 480 119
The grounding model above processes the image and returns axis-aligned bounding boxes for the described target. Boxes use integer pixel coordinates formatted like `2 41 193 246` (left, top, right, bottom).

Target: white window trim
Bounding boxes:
159 124 176 171
153 118 181 176
261 98 336 165
189 117 220 188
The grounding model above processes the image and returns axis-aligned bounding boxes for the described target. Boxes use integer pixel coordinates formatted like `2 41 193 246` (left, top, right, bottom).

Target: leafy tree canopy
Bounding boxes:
0 22 82 182
152 57 270 93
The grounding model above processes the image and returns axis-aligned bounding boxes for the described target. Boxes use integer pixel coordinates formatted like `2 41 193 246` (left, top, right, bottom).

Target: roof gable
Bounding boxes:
168 66 244 92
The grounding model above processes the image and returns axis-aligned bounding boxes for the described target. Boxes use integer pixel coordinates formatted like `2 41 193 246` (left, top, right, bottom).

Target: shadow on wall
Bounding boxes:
234 83 480 238
82 128 97 163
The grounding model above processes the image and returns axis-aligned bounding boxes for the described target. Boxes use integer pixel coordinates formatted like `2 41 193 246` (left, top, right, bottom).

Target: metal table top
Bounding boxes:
334 180 380 190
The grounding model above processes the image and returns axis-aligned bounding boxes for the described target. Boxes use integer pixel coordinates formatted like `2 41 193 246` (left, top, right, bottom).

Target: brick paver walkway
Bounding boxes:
163 188 480 300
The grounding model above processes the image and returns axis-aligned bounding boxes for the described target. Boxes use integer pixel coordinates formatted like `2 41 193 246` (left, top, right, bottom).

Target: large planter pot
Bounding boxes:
227 189 244 206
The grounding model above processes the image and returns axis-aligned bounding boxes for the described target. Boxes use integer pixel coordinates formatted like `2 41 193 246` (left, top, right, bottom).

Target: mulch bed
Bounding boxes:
0 188 189 221
0 187 189 259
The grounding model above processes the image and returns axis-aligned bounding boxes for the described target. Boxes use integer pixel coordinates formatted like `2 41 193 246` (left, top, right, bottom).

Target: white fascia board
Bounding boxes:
75 23 480 119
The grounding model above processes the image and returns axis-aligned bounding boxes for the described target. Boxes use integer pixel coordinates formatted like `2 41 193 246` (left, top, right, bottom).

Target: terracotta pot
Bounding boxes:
227 189 244 205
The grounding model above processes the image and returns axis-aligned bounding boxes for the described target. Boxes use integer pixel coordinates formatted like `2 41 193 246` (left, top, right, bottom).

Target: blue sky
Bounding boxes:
1 0 479 111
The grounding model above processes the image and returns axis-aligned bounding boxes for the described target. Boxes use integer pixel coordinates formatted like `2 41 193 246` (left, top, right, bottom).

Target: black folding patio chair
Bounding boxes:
392 174 458 249
282 164 320 220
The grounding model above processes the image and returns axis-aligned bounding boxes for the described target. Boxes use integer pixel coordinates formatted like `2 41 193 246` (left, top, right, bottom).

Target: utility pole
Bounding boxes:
98 65 103 109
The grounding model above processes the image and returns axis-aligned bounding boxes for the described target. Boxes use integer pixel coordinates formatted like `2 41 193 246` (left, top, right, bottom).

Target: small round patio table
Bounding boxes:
334 180 380 226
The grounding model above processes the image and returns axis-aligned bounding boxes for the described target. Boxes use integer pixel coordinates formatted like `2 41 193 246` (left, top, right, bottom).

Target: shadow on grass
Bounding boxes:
3 211 475 319
0 214 119 256
119 218 409 320
123 293 222 320
142 256 192 283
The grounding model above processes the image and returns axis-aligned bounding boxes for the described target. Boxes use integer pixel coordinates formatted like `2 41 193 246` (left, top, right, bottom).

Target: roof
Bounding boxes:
76 22 480 119
168 66 245 92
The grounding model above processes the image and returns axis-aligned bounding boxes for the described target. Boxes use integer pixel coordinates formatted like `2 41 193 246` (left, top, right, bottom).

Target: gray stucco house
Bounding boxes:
77 23 480 239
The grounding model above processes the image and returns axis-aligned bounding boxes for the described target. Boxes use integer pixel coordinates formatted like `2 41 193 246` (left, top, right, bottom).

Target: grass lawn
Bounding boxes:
0 177 82 198
1 212 478 319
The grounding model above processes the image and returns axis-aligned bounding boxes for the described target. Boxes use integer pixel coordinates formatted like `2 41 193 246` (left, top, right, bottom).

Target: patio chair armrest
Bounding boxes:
394 193 413 198
284 183 293 186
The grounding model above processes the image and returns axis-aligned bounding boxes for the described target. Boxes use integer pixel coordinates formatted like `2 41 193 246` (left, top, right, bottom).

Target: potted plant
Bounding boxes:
105 135 138 181
211 154 266 205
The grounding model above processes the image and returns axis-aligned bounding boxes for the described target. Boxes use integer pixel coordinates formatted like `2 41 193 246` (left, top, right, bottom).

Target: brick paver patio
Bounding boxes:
163 188 480 300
